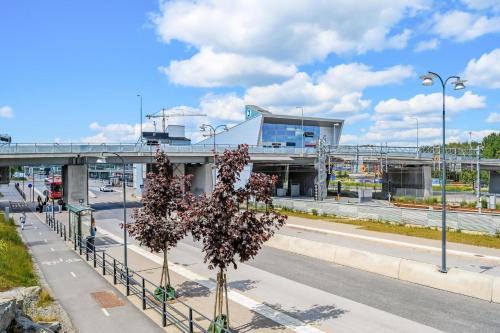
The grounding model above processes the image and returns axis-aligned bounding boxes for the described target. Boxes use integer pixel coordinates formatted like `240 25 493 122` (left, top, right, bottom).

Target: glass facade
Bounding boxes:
261 122 320 148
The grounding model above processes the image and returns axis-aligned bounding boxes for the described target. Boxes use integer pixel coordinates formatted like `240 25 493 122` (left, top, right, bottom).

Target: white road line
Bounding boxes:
38 232 42 236
50 248 55 252
286 223 500 262
101 308 110 317
70 272 77 278
44 239 47 243
97 226 325 333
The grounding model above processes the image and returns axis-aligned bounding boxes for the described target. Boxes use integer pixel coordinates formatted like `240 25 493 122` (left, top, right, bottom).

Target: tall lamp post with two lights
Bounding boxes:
420 71 466 273
200 124 228 189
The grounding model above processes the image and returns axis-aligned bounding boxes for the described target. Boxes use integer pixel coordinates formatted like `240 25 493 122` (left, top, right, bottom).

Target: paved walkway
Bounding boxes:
279 215 500 276
0 184 164 333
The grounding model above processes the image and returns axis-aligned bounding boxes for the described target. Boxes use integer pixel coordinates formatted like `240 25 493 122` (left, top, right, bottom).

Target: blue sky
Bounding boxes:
1 0 499 145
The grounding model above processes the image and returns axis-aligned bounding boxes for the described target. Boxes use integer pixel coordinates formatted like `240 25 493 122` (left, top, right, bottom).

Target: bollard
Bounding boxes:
162 287 167 327
93 248 96 268
56 220 59 234
113 259 117 285
86 242 89 261
142 278 146 310
189 308 194 333
102 252 106 275
79 238 82 256
74 234 77 251
64 225 66 241
126 267 130 296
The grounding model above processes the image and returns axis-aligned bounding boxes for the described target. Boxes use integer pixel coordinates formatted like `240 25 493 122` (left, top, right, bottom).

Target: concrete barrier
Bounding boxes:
396 259 495 301
266 234 500 303
268 234 336 263
334 246 401 279
492 277 500 303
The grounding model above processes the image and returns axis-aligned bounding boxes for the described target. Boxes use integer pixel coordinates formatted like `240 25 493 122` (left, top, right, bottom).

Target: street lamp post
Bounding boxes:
420 71 466 273
200 124 228 189
476 145 481 212
103 152 128 268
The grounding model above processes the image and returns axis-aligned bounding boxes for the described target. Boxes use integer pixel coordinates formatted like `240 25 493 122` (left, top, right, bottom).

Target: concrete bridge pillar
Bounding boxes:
186 164 213 195
489 171 500 194
62 164 88 205
133 163 145 198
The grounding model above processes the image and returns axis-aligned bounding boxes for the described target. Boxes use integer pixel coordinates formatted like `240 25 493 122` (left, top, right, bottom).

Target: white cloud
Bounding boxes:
464 48 500 88
0 105 13 118
432 11 500 41
154 0 427 63
414 38 439 52
245 63 414 115
81 122 150 143
462 0 500 12
374 91 486 117
344 112 371 124
199 93 245 122
487 112 500 122
160 48 297 87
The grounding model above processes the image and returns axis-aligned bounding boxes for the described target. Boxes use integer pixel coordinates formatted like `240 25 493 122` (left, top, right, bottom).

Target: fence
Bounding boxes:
14 183 26 200
44 213 229 333
273 198 500 235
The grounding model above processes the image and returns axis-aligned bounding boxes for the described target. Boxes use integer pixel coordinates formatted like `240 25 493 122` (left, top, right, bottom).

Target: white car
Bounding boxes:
99 184 114 192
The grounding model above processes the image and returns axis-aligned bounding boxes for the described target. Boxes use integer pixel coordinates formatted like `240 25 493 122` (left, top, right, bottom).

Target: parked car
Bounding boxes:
99 184 114 192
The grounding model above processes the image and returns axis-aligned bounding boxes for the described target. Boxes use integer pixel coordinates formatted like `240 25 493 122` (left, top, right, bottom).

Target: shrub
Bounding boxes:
311 209 318 216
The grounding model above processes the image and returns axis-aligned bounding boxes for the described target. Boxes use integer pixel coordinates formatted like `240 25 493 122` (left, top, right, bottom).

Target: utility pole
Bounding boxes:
476 145 481 212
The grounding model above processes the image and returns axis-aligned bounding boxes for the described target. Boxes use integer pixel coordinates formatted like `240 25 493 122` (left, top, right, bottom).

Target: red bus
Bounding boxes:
45 176 63 200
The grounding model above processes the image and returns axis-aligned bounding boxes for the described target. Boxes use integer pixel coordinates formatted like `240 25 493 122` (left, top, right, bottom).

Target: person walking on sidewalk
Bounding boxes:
87 218 97 252
20 212 26 230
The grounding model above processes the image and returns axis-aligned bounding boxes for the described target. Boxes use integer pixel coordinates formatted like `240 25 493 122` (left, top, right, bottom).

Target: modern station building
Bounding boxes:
196 105 343 197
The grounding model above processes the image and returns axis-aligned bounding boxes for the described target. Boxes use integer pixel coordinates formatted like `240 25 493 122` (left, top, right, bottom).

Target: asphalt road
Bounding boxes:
90 197 500 333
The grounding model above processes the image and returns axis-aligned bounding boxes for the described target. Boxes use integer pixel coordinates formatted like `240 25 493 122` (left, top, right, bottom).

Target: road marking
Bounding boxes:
70 272 76 278
44 239 47 243
286 223 500 262
38 232 42 236
97 226 325 333
50 248 55 252
101 308 110 317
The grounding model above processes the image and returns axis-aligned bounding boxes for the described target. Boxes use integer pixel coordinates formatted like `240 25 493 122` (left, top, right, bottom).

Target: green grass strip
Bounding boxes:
0 213 38 291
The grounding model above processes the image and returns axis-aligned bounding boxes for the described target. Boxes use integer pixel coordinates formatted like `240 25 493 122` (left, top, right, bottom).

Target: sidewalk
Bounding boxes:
279 216 500 277
0 184 165 333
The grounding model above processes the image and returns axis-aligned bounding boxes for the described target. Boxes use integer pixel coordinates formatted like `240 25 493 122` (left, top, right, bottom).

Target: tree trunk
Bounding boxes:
212 269 229 332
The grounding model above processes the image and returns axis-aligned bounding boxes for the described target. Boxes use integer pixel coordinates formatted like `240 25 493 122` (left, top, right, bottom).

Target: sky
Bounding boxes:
0 0 499 146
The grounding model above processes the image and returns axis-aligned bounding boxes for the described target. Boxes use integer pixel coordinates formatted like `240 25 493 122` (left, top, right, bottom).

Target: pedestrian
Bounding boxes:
20 212 26 230
88 218 97 252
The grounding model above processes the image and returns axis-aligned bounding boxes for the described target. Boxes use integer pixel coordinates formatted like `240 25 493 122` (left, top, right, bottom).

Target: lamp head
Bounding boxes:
420 73 434 86
453 79 467 90
200 124 207 131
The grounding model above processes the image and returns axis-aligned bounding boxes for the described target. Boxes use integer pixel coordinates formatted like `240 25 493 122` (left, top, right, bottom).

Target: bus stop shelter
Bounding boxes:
67 203 94 243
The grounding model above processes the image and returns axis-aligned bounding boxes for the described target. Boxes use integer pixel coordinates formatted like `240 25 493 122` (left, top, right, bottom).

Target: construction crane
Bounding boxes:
145 108 207 133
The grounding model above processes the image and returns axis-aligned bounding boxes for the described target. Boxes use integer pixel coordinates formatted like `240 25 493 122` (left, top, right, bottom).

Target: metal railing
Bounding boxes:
44 213 230 333
2 142 498 164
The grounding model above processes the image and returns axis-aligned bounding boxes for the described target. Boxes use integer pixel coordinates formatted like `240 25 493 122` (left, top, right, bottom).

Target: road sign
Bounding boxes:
28 183 33 188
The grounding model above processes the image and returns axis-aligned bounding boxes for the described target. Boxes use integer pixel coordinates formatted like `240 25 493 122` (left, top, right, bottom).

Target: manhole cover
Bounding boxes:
91 291 125 308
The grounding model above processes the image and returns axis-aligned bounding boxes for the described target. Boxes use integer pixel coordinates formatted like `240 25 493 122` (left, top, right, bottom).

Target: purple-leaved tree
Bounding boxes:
184 144 287 331
127 150 193 300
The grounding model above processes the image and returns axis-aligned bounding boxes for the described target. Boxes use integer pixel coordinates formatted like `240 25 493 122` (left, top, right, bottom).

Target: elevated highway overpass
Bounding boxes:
1 143 499 201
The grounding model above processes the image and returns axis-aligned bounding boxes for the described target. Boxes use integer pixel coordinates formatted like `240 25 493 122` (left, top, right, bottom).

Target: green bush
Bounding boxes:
311 209 318 216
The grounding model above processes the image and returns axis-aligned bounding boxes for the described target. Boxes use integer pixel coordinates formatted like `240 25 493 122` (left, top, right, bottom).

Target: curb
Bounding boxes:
266 234 500 303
